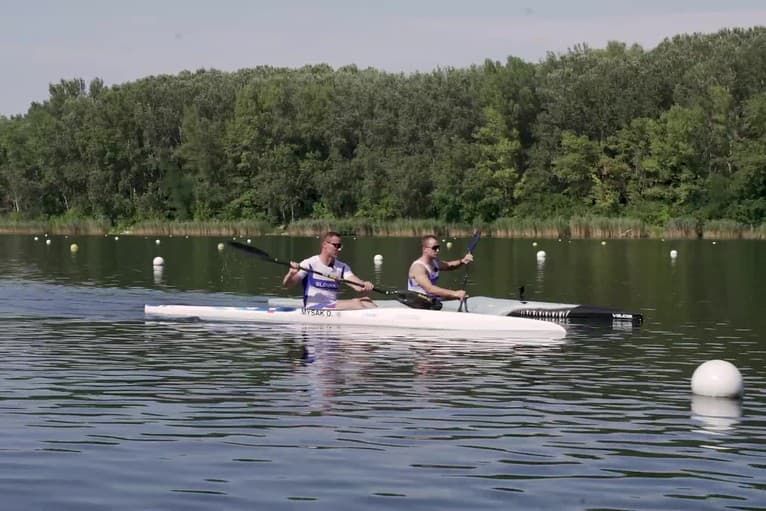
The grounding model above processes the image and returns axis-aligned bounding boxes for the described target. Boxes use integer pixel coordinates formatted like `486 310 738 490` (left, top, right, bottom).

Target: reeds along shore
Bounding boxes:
0 216 764 240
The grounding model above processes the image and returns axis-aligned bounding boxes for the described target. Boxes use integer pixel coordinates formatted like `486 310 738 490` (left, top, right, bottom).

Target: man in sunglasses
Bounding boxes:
407 234 474 306
282 231 376 310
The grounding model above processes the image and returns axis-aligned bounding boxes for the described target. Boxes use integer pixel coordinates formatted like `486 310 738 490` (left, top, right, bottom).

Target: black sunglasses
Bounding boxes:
428 244 441 251
326 241 343 249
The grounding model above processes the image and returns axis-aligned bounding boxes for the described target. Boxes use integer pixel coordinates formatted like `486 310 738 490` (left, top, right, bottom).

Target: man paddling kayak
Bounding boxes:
408 235 474 307
282 231 376 310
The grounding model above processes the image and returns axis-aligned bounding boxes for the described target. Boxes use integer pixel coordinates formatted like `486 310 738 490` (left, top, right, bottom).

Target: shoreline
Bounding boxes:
0 218 763 240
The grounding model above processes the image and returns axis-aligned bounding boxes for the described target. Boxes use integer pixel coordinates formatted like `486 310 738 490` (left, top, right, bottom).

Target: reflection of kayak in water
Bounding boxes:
144 304 567 339
268 296 644 325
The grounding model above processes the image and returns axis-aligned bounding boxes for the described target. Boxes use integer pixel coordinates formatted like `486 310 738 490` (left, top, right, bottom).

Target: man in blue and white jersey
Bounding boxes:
408 234 473 305
282 231 376 310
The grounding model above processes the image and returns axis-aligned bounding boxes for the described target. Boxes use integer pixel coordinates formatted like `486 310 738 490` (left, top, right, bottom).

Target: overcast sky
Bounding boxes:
2 0 764 115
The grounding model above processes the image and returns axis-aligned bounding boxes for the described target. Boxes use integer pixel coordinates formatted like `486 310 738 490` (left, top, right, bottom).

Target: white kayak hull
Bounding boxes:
268 296 643 325
144 304 566 338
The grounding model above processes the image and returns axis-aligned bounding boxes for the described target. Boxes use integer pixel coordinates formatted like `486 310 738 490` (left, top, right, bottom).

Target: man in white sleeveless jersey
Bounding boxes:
282 231 376 310
407 234 473 306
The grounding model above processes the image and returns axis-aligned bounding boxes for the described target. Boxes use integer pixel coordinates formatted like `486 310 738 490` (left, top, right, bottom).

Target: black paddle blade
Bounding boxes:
227 241 272 259
391 291 439 310
467 230 481 253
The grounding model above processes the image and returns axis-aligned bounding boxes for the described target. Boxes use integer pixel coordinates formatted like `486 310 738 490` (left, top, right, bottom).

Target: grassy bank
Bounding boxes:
1 216 764 239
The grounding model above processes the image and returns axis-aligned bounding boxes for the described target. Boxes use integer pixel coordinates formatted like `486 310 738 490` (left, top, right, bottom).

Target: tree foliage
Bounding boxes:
1 28 765 226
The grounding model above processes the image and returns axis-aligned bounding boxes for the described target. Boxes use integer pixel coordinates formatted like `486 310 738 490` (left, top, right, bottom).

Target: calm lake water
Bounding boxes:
0 234 764 510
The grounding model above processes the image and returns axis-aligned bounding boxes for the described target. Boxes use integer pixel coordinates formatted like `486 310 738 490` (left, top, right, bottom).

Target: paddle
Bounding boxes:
227 241 435 309
457 229 481 312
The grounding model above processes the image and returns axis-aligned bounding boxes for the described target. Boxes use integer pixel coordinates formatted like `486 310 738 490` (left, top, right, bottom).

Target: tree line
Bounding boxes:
1 27 765 229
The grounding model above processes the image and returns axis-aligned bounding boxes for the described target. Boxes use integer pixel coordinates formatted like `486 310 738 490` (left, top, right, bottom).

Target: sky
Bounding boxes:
2 0 765 116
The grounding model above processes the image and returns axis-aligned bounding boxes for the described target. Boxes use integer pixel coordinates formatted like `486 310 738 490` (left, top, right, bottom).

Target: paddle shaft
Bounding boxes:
457 230 481 312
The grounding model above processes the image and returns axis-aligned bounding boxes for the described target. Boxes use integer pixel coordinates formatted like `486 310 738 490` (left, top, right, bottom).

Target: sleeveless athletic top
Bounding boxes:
407 259 440 297
297 255 354 308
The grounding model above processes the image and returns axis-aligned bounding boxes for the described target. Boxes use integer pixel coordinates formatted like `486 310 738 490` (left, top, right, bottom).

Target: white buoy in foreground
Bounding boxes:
373 254 383 264
217 243 225 251
536 250 546 259
446 241 453 249
70 243 79 253
670 249 678 258
45 239 51 246
601 240 607 246
114 236 119 241
155 239 161 245
153 256 165 267
691 360 743 398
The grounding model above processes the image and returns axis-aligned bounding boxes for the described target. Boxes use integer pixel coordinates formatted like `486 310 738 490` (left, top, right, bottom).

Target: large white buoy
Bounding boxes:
536 250 546 260
45 239 51 246
153 256 165 267
601 240 607 246
373 254 383 264
217 243 225 251
114 236 119 241
691 360 743 398
70 243 79 253
446 241 453 249
670 249 678 259
155 239 161 245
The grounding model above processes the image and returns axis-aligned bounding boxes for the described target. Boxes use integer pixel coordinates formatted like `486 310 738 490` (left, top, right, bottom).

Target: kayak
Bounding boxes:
144 304 567 339
268 296 643 325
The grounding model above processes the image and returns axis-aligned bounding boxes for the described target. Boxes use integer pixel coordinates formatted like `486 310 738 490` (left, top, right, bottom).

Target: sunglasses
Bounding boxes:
428 245 441 251
326 241 343 249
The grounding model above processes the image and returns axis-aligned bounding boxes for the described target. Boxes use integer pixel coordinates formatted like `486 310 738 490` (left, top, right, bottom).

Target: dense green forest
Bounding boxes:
1 27 765 236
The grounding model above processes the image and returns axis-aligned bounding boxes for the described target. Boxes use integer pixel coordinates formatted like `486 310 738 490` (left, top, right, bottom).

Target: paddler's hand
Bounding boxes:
460 253 474 265
453 289 468 300
282 262 300 287
360 280 374 293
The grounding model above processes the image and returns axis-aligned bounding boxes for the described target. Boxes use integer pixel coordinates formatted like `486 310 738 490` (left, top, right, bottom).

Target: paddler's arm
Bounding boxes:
282 262 303 288
343 274 374 294
437 252 474 272
410 264 466 301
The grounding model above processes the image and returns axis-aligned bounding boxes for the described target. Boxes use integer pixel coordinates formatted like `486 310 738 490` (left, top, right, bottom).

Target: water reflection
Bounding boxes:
691 394 743 434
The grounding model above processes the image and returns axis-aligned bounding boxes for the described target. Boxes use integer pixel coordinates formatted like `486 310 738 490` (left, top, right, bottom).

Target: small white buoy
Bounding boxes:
373 254 383 264
532 241 537 247
34 236 39 241
446 241 453 249
712 241 717 245
45 239 51 246
670 249 678 258
70 243 79 253
601 240 607 246
114 236 119 241
217 243 225 251
691 360 743 398
247 238 252 244
153 256 165 267
536 250 546 259
155 239 161 245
